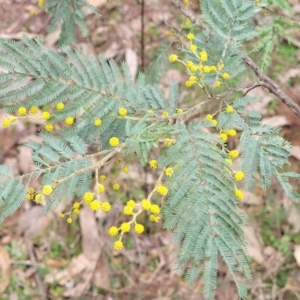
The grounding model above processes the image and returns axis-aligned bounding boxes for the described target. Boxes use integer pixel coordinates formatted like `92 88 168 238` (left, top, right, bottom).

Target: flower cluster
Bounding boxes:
169 34 231 89
108 196 162 251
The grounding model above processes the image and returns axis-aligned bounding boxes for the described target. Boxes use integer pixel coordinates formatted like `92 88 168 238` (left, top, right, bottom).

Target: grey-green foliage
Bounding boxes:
0 0 299 299
45 0 98 45
146 41 171 85
251 0 298 70
0 34 176 220
200 0 259 41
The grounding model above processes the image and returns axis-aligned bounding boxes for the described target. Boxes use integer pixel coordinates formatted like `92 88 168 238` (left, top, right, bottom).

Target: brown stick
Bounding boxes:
172 0 300 119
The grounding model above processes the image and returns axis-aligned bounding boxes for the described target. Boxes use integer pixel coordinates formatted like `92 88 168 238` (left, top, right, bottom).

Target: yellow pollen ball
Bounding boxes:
2 119 11 127
113 183 120 190
121 222 131 233
149 160 158 169
30 106 38 114
169 54 178 62
220 133 228 142
56 102 65 111
226 106 234 113
109 226 118 236
134 223 144 234
42 112 51 120
165 167 174 177
114 240 123 251
42 185 53 195
97 184 105 193
235 171 245 181
101 202 111 212
94 118 102 126
90 200 101 211
44 123 53 132
229 150 239 159
118 107 127 117
187 33 194 40
65 117 74 125
18 107 27 116
109 137 119 147
215 81 221 88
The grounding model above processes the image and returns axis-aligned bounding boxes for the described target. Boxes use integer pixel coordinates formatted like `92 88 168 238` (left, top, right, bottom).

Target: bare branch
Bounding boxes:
172 0 207 30
243 56 300 118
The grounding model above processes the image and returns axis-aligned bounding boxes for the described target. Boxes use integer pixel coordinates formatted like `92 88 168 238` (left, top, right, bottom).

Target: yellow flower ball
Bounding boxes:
219 133 228 142
149 215 160 222
169 54 178 62
83 192 94 204
73 208 80 215
101 202 111 212
235 189 244 200
187 33 195 40
226 106 234 113
65 117 74 125
97 184 105 193
190 44 197 52
113 183 120 191
56 102 65 111
99 175 106 182
149 160 158 169
114 240 123 250
109 226 118 236
229 150 239 159
123 205 133 215
109 137 119 147
126 200 136 208
2 119 11 127
141 199 152 210
90 200 101 211
134 223 144 234
205 114 213 121
44 123 53 132
156 185 168 196
164 138 174 147
30 106 38 114
42 111 51 120
67 217 72 224
73 202 80 209
150 204 160 215
18 107 27 116
42 185 53 195
235 171 245 181
215 81 221 88
222 73 230 80
165 167 174 177
118 107 127 117
122 166 129 174
228 129 236 137
121 222 131 233
94 118 102 126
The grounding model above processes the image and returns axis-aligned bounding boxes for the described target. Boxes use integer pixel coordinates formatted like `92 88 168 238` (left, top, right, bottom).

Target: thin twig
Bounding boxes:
140 0 145 71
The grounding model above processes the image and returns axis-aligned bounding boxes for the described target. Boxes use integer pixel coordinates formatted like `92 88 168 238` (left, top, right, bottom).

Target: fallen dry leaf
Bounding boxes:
292 146 300 161
18 146 34 174
0 246 11 293
262 115 290 127
45 253 90 285
294 245 300 267
244 225 264 264
16 206 53 238
125 48 138 81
